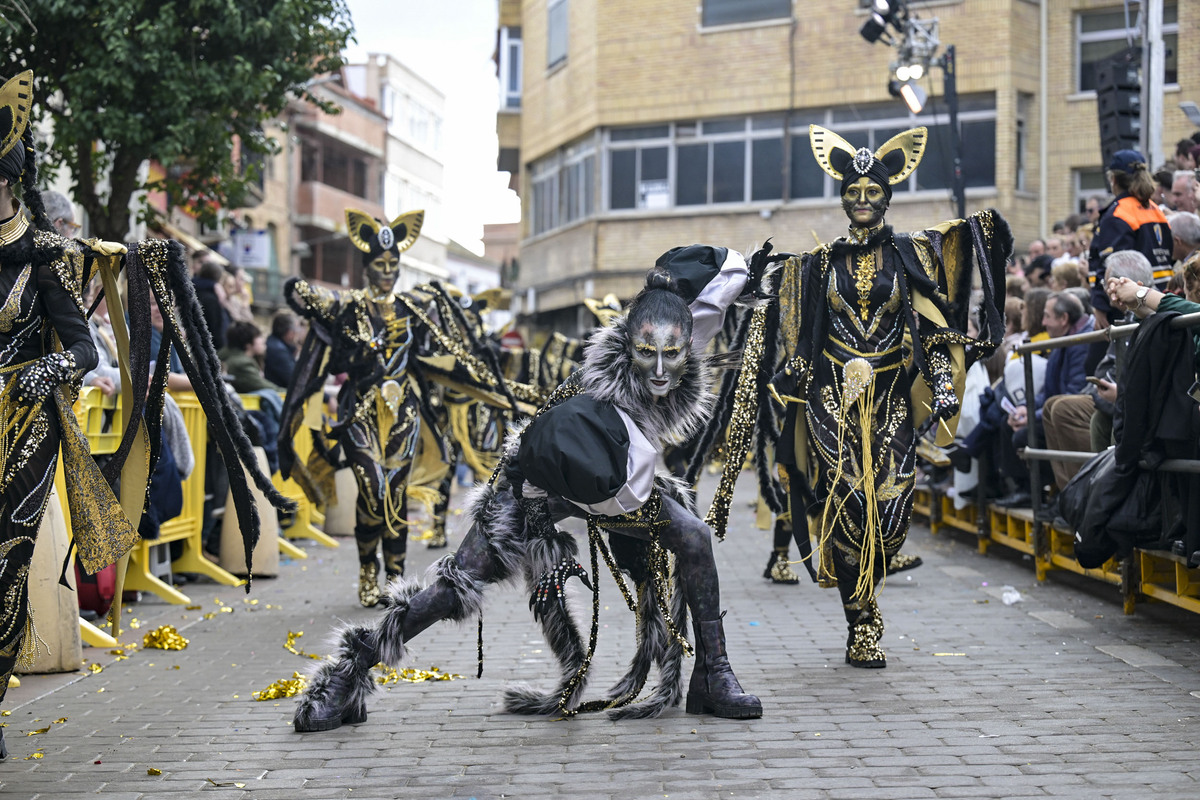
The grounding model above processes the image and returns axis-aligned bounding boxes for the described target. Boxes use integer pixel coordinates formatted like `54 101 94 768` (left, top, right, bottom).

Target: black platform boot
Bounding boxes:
294 497 513 733
293 626 376 732
685 614 763 719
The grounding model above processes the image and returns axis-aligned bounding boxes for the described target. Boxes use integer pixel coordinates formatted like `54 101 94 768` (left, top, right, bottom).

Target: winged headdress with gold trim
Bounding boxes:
0 70 33 162
809 124 927 197
345 208 424 259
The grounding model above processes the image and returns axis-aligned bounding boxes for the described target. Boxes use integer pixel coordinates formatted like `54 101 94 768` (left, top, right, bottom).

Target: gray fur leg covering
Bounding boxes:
463 483 526 582
608 567 688 720
294 624 378 732
503 528 588 715
374 578 421 666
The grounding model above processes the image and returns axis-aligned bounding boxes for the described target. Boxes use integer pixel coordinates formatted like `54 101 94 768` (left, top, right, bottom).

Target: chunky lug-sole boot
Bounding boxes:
685 616 762 719
294 627 376 732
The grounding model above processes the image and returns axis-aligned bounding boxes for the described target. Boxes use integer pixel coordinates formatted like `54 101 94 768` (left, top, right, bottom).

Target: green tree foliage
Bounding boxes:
1 1 354 239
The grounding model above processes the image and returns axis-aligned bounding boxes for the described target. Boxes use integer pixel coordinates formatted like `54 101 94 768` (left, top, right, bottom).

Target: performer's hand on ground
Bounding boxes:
530 557 592 622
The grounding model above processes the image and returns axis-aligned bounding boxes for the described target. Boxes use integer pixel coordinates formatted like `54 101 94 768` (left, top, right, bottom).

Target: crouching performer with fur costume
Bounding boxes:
294 246 763 730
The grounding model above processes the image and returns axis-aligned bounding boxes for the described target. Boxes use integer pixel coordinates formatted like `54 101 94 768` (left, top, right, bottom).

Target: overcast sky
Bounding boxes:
343 0 520 252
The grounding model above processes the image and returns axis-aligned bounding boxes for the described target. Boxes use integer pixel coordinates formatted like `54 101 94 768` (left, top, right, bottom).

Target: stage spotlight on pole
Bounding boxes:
861 0 905 45
898 81 927 114
860 13 890 44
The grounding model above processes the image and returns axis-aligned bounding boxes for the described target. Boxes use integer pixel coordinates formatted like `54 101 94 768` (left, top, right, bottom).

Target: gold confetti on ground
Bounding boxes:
128 618 141 629
54 718 66 724
283 631 324 660
24 751 43 760
252 673 308 700
143 625 189 650
243 598 258 605
1 710 10 716
374 665 462 685
147 767 162 776
26 725 50 736
87 663 103 674
185 605 202 610
202 612 217 620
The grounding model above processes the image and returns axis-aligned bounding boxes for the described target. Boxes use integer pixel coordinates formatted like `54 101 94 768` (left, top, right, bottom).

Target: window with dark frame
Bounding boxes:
527 99 999 233
702 0 791 27
1077 4 1177 93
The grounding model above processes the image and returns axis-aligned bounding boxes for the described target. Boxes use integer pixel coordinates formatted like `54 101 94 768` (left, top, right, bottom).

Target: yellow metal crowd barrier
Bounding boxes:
62 387 330 614
914 487 1199 617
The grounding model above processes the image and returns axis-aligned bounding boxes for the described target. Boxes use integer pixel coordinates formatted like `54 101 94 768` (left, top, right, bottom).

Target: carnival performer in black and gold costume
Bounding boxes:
0 71 289 759
279 209 523 607
764 125 1010 667
293 245 764 732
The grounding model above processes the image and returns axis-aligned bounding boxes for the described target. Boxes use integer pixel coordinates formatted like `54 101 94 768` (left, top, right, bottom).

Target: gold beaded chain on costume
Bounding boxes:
396 294 493 387
554 527 604 717
559 491 692 717
705 302 769 540
591 491 692 655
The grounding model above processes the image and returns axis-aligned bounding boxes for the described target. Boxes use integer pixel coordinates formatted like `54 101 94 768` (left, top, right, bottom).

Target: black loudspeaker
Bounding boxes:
1095 49 1142 167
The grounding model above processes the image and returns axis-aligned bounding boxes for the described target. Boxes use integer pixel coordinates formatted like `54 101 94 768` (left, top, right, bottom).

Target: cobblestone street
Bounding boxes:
3 473 1199 800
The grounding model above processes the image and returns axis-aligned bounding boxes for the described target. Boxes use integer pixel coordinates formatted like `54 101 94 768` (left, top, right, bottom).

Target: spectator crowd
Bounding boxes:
938 136 1200 570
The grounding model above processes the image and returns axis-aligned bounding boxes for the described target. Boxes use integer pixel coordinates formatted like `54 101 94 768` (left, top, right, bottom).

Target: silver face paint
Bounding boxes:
630 321 688 398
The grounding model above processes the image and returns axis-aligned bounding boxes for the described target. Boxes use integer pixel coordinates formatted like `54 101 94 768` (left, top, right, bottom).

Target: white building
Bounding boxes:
345 53 449 291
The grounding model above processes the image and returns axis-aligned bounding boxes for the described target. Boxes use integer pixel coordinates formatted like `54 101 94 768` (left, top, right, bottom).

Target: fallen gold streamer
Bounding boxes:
374 665 463 685
283 631 323 660
252 672 308 700
143 625 189 650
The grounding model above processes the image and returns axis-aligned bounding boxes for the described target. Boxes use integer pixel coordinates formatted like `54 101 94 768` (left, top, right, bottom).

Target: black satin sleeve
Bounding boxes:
38 261 98 373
